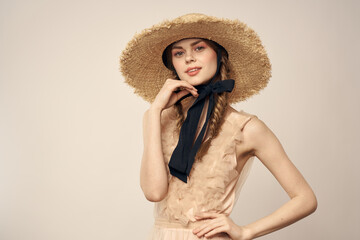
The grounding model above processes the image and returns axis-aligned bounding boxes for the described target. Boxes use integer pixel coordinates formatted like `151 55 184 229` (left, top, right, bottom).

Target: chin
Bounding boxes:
183 77 212 86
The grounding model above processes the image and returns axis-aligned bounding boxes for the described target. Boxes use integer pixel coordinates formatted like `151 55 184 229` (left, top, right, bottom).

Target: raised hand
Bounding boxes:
151 79 198 111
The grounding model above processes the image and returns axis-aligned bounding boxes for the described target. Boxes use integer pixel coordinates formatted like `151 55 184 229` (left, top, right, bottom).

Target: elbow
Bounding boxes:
291 188 318 217
301 190 318 216
140 182 168 202
308 193 318 214
143 189 168 202
140 170 169 202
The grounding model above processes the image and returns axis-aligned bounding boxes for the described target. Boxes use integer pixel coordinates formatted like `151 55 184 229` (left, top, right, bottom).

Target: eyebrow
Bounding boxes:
172 40 204 49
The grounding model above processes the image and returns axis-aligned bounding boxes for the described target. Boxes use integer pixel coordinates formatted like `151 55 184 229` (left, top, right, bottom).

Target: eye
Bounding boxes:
195 45 206 51
173 50 184 57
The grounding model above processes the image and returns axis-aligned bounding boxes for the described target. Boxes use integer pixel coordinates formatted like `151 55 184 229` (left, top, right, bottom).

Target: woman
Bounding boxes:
120 13 317 240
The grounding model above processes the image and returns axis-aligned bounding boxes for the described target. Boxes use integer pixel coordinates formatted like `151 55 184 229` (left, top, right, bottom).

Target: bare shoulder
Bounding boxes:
242 114 270 139
228 106 276 154
226 105 259 129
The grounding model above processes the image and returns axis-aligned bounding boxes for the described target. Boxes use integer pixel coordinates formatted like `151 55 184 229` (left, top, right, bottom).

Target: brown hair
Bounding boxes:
164 39 232 161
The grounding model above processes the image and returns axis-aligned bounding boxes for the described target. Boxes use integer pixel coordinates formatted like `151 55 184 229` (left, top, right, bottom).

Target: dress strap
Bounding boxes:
239 115 258 131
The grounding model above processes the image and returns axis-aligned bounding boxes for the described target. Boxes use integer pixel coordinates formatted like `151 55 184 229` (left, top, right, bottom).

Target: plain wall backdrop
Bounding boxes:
0 0 359 239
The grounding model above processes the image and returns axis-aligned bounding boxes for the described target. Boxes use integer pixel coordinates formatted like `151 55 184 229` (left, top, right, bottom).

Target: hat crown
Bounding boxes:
175 13 207 20
173 13 217 25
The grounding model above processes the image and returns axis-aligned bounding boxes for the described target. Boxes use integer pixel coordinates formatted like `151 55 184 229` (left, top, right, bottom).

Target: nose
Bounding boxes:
185 52 195 63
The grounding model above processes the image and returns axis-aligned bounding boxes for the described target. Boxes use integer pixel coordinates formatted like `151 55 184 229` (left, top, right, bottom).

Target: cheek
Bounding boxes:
205 52 218 72
172 59 183 73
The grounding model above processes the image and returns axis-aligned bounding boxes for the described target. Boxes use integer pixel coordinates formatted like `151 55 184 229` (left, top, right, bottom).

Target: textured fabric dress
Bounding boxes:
149 99 258 240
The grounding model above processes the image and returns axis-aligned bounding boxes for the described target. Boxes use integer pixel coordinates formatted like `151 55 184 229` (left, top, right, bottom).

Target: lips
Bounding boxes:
186 67 202 76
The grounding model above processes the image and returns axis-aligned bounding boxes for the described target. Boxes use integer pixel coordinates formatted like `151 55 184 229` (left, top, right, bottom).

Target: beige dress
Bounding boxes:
149 100 257 240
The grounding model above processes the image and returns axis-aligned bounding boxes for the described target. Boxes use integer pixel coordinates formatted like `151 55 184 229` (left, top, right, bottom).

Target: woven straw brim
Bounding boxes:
120 13 271 103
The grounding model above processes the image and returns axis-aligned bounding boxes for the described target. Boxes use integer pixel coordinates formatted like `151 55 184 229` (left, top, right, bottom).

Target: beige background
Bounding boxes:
0 0 359 239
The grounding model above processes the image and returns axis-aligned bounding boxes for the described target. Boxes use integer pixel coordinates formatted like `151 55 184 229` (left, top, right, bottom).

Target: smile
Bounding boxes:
186 67 202 76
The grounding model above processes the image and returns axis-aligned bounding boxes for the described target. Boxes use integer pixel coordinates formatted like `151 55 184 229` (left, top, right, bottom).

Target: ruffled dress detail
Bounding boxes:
149 105 257 240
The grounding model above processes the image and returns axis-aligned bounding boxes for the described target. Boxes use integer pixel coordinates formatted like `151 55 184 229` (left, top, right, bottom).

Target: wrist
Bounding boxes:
241 226 254 240
148 105 163 114
231 225 253 240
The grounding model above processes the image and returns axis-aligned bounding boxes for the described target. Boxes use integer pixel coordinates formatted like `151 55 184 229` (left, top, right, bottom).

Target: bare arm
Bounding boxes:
140 79 198 202
241 117 318 238
193 117 317 239
140 107 168 202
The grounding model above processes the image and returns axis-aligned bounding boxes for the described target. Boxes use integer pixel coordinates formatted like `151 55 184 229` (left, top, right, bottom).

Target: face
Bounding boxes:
171 38 218 86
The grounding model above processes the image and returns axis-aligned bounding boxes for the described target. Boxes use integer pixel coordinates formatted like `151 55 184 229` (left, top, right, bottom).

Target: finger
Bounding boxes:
193 218 222 234
194 220 223 237
175 89 192 100
195 212 222 220
178 86 198 97
190 89 199 97
204 226 228 238
173 81 198 94
163 79 198 98
177 87 198 96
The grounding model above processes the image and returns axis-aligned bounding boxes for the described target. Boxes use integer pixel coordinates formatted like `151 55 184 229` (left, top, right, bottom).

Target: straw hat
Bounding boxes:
120 13 271 103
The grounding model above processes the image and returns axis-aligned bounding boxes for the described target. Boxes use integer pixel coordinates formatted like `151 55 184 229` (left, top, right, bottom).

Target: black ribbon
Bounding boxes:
168 79 235 183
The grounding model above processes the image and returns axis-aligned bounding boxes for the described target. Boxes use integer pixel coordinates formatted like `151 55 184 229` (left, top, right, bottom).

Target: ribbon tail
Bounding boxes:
186 95 215 175
168 97 206 182
169 167 188 183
